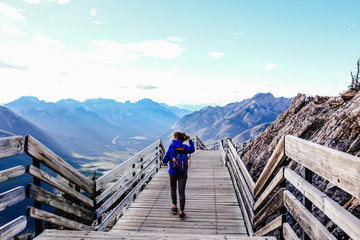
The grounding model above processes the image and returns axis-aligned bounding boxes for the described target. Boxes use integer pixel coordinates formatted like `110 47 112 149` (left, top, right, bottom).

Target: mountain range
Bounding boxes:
5 97 183 157
170 93 292 144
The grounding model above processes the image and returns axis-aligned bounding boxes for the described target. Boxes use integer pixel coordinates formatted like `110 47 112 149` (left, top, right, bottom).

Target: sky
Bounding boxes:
0 0 359 107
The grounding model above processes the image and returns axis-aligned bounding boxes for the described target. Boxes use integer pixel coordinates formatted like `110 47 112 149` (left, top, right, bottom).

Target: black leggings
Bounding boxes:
169 174 188 211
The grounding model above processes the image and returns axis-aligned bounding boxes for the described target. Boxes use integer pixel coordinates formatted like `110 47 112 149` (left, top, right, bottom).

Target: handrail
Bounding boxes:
0 134 167 238
0 136 27 240
194 135 206 150
221 135 360 239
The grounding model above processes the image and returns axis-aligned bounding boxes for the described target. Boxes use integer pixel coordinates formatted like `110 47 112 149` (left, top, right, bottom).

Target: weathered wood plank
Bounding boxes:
0 216 27 240
228 149 255 207
34 229 275 240
254 167 285 211
283 223 300 240
27 207 92 231
284 135 360 199
252 188 284 228
0 186 25 211
195 135 206 150
95 150 159 204
95 140 162 191
0 136 24 159
26 184 94 222
254 215 283 237
25 135 94 195
253 136 286 198
27 165 94 208
95 155 159 217
283 190 336 240
0 165 25 183
284 167 360 240
227 158 254 236
227 139 255 190
97 160 161 231
227 150 254 220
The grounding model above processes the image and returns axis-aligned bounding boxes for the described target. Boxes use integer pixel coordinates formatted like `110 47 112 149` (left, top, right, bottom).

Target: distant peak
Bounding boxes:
18 96 40 102
253 92 274 98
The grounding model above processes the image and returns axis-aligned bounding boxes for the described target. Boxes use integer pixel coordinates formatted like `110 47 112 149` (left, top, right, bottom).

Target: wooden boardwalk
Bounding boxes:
35 150 276 239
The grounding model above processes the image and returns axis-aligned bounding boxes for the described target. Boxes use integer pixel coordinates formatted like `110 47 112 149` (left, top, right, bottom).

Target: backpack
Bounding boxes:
172 147 188 174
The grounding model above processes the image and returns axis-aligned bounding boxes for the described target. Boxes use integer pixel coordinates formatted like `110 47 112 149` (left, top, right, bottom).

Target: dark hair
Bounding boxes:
173 131 186 142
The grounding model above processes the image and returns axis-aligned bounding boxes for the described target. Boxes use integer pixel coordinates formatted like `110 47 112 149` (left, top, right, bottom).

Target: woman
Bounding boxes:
162 131 195 220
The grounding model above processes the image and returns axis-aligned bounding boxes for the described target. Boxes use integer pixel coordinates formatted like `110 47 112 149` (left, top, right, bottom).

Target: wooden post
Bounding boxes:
32 158 43 236
302 167 312 240
279 180 286 240
224 139 229 167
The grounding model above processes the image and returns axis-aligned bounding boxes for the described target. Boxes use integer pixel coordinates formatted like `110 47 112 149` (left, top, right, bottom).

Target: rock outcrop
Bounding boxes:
241 91 360 239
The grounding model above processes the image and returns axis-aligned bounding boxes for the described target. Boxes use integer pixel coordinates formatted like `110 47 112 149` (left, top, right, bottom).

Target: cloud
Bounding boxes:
90 39 185 60
90 8 96 16
208 52 224 58
32 33 65 49
1 24 28 36
0 2 26 21
25 0 41 4
25 0 71 4
57 0 70 4
131 40 185 59
136 85 158 90
231 32 243 36
264 63 277 70
94 21 102 25
173 65 180 70
166 36 185 42
0 59 28 70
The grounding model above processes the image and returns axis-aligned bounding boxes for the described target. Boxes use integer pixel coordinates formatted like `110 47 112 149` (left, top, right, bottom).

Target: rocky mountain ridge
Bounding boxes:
4 97 184 154
241 91 360 238
171 93 292 144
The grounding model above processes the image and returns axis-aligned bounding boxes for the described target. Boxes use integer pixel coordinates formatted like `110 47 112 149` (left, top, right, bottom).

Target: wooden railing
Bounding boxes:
193 135 206 150
0 134 165 238
94 139 165 231
0 136 26 240
220 135 360 240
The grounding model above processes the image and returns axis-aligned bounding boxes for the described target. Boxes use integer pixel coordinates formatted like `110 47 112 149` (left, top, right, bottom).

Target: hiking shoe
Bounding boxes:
171 207 178 214
180 212 186 220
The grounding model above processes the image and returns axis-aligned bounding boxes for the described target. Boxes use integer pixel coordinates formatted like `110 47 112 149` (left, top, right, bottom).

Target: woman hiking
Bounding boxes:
162 131 195 220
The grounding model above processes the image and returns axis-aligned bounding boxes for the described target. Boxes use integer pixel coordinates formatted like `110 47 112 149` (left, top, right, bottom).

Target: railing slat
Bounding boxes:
254 214 283 236
96 159 161 231
252 188 284 228
227 157 254 236
285 135 360 199
25 135 94 195
0 166 25 183
27 207 92 231
227 139 255 190
0 216 27 240
284 167 360 240
95 155 159 218
26 165 94 208
283 190 336 240
253 167 285 211
227 149 254 219
95 140 161 191
0 136 24 159
253 136 286 198
0 186 25 212
283 223 300 240
26 184 94 222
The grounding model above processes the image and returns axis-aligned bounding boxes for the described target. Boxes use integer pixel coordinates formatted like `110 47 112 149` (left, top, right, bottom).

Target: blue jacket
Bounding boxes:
162 139 195 175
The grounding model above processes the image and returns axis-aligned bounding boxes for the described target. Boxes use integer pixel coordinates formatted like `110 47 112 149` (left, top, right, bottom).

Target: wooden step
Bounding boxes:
35 229 276 240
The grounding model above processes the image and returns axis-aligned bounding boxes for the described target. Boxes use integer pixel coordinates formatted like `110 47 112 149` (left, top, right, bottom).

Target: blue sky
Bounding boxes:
0 0 359 107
